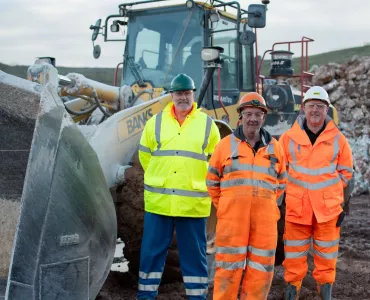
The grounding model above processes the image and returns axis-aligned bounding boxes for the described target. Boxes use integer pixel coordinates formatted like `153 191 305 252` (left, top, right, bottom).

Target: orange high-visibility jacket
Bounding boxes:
279 115 353 225
207 127 287 213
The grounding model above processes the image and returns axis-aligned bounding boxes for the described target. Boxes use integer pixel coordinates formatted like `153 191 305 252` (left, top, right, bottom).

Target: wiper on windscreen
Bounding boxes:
126 55 146 87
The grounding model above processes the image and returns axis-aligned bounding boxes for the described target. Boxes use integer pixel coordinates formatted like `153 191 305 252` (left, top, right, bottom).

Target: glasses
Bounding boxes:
305 103 327 110
241 112 265 118
173 91 193 97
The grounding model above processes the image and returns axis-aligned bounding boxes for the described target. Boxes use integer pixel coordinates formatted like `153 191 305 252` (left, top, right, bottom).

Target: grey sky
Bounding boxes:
1 0 369 68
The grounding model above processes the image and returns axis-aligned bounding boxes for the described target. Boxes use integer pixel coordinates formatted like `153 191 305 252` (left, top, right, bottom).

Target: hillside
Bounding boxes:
0 63 119 86
1 45 370 84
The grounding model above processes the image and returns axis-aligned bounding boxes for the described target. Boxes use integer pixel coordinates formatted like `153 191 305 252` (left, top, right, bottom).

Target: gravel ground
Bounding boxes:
98 195 370 300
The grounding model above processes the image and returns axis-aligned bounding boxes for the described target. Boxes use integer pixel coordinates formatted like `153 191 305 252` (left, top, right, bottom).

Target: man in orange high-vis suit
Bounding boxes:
206 92 287 300
279 86 353 300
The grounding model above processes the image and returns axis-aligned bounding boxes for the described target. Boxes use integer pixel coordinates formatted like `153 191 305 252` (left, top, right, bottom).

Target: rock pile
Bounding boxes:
311 56 370 195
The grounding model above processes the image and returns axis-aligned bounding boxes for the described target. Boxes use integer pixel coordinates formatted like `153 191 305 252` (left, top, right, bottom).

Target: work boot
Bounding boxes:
317 283 332 300
285 283 300 300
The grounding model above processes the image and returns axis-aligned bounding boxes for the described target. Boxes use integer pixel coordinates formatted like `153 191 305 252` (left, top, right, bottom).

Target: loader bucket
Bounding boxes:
0 71 116 300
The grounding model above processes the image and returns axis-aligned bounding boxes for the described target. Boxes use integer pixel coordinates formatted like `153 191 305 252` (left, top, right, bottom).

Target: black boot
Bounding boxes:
285 283 300 300
318 283 332 300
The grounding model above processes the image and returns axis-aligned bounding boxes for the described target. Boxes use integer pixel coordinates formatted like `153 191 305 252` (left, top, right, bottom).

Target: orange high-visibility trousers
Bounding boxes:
283 217 340 285
213 197 279 300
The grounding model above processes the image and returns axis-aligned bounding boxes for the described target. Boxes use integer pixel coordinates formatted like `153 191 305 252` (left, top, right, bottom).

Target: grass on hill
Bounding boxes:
1 45 370 85
0 63 120 86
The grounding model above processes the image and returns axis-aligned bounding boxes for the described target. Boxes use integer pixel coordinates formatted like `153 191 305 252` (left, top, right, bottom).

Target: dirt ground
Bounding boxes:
97 194 370 300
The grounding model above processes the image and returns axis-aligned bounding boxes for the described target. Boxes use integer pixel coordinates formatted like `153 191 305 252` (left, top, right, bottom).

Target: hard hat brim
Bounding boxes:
237 102 268 113
303 98 330 106
170 88 197 92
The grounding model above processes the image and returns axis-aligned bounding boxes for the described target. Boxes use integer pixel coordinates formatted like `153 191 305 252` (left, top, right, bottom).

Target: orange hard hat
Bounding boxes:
237 92 267 113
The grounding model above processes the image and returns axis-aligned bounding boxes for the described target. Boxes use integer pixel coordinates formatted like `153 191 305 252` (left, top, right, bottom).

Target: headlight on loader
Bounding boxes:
201 47 223 63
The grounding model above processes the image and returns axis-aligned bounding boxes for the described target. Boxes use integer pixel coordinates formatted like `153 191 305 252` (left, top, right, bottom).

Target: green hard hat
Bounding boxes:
169 73 196 92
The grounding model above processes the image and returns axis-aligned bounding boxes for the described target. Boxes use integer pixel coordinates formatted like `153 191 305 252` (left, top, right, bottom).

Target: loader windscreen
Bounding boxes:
123 5 204 90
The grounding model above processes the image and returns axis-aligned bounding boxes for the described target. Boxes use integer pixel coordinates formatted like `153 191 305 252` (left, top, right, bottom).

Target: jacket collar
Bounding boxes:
233 125 272 146
288 114 339 145
165 101 199 117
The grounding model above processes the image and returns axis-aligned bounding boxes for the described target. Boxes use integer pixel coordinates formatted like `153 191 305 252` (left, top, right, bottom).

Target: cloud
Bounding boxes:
0 0 369 68
1 0 119 66
251 0 370 59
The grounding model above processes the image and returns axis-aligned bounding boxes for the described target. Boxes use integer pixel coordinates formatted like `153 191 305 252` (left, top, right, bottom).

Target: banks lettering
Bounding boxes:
127 108 153 135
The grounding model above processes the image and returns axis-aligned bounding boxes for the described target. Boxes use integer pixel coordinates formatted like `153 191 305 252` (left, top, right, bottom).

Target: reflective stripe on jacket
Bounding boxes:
279 115 353 224
138 102 221 217
206 130 287 213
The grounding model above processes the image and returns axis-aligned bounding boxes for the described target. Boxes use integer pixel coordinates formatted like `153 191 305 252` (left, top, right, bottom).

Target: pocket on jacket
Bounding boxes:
216 196 233 219
145 176 165 187
262 154 279 178
285 188 304 217
192 180 207 191
263 174 277 185
323 188 343 213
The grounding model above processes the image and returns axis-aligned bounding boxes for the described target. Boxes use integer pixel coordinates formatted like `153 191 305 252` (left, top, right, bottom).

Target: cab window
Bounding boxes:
212 18 238 89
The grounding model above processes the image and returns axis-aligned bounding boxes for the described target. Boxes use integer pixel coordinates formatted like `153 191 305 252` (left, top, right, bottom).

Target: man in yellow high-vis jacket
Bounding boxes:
137 74 221 300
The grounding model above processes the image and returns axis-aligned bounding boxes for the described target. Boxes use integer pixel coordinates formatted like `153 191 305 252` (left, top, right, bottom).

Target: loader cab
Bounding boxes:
121 5 205 92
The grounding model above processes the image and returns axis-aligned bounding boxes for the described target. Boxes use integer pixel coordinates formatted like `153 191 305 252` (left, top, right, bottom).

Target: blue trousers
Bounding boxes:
137 212 208 299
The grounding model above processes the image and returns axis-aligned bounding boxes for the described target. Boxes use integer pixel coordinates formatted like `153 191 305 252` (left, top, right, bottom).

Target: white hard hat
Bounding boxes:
303 86 330 105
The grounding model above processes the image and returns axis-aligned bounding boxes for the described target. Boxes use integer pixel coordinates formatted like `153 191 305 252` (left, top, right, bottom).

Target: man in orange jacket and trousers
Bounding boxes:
279 86 353 300
207 92 287 300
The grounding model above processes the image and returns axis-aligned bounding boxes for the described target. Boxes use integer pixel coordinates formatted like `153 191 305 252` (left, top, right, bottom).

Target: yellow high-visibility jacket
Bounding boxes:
139 102 221 217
